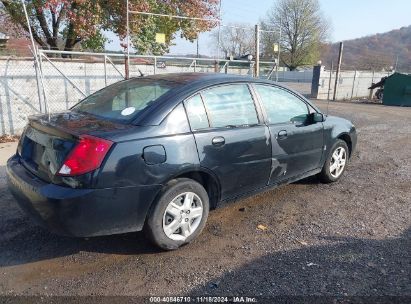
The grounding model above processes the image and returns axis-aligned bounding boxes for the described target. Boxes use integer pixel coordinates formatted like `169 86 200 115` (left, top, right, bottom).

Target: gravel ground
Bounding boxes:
0 100 410 298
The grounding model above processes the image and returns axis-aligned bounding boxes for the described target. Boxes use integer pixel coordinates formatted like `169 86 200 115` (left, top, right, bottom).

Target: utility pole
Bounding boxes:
215 0 222 73
255 24 260 78
275 17 282 82
333 42 343 101
125 0 130 79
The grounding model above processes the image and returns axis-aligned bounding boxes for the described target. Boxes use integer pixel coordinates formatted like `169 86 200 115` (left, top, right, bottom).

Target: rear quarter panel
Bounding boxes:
95 103 200 189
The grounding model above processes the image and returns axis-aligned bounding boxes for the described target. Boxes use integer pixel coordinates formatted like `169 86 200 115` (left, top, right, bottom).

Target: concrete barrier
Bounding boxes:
311 64 391 100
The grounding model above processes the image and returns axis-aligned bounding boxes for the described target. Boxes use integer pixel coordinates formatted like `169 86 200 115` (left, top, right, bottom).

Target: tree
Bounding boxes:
0 0 219 55
0 0 109 53
212 23 254 58
261 0 330 70
129 0 220 55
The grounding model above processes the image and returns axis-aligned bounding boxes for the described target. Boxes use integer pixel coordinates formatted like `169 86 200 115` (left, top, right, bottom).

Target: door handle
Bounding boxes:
277 130 287 140
212 136 225 146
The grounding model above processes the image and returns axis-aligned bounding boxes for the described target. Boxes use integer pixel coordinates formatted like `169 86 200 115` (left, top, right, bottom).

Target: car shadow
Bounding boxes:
0 220 163 267
293 174 321 185
0 218 164 267
0 168 333 267
0 163 162 267
187 227 411 297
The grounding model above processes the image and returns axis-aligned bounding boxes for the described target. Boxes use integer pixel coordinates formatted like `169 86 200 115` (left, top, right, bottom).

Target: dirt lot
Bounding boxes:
0 100 410 298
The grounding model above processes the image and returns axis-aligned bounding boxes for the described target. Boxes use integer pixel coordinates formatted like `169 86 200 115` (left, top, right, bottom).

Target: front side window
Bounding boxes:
254 85 309 124
73 79 177 122
201 84 258 128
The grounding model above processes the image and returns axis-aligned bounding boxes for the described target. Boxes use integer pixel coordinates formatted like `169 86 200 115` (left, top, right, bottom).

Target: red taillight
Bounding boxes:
57 135 113 176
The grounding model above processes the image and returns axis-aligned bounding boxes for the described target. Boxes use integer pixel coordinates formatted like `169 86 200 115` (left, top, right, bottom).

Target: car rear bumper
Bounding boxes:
6 155 162 237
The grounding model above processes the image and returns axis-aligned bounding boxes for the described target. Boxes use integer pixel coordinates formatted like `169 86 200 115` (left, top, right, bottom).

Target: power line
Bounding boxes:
128 10 277 33
128 11 220 23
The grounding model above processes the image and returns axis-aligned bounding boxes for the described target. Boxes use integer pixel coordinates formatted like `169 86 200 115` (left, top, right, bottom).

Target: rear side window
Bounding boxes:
185 94 209 130
201 84 258 128
73 79 176 122
254 85 309 124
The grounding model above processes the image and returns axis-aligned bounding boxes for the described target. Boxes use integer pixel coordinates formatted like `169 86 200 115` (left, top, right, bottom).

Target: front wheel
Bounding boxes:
319 140 349 183
145 178 209 250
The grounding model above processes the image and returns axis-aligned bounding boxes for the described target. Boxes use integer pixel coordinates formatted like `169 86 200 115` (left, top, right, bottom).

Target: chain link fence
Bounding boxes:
1 51 278 135
38 52 125 113
0 57 42 135
38 50 264 113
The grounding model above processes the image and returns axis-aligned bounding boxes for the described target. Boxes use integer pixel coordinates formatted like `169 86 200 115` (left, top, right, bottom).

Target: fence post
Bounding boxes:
37 50 49 116
333 42 343 101
32 50 43 113
350 71 357 99
154 57 157 75
369 70 375 100
310 64 322 99
214 60 219 73
327 61 333 100
248 62 254 76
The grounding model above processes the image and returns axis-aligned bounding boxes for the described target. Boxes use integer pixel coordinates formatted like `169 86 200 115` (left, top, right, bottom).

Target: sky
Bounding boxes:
105 0 411 55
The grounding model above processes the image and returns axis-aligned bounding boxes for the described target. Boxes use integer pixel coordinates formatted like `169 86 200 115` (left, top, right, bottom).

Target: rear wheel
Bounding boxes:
319 139 349 183
145 178 209 250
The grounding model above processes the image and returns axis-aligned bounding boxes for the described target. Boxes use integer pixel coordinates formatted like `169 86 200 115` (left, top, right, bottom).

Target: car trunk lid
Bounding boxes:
18 111 128 183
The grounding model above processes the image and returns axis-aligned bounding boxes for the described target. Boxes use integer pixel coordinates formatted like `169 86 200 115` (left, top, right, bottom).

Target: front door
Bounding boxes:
184 84 272 200
253 84 324 184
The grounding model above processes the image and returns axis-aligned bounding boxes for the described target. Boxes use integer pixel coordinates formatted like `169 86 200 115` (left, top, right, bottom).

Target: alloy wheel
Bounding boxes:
162 192 204 241
330 147 347 178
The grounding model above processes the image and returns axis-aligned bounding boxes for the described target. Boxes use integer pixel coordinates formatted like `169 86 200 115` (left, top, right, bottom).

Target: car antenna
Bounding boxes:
138 69 145 77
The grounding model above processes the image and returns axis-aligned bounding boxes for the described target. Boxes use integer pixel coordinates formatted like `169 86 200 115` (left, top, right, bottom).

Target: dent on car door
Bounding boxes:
184 84 272 200
253 84 324 184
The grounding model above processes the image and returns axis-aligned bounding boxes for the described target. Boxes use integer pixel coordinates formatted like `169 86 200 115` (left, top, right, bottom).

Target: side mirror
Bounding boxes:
312 112 326 123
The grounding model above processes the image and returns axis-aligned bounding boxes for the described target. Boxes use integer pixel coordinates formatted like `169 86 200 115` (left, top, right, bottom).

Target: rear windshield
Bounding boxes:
72 79 177 122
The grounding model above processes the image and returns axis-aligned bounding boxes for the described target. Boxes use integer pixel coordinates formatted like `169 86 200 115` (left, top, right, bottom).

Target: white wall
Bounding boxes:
315 69 390 100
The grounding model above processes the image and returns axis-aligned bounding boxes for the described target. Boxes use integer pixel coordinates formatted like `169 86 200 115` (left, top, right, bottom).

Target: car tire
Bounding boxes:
319 139 349 183
145 178 209 250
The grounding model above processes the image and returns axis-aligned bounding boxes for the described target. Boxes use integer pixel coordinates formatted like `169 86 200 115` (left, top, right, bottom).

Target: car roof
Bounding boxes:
143 72 254 85
140 72 302 97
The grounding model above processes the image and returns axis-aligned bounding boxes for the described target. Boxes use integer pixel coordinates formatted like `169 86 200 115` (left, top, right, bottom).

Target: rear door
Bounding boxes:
253 84 324 184
184 84 272 200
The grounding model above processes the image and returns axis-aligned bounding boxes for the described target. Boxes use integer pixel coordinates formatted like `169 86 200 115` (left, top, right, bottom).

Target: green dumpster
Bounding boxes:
383 72 411 106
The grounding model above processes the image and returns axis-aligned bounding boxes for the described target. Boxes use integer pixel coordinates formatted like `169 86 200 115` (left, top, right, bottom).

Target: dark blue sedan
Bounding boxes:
7 73 356 250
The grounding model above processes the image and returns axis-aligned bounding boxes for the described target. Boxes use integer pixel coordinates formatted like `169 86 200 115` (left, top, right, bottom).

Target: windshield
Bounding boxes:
72 79 177 122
